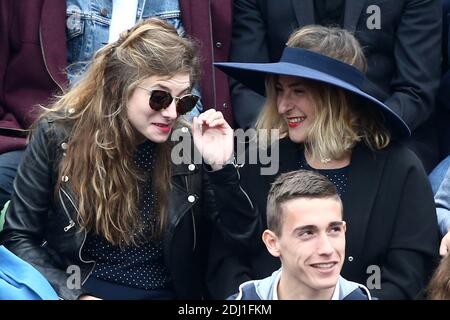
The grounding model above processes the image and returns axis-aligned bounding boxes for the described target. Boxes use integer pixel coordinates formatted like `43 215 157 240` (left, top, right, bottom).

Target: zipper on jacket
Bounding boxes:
59 187 96 284
184 176 196 252
58 189 75 232
64 220 75 232
39 24 63 92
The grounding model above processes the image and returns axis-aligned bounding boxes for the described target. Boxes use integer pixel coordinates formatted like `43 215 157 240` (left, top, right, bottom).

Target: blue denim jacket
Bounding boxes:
66 0 201 118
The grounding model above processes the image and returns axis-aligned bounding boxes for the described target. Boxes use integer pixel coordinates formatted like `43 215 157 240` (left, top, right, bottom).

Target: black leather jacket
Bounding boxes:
0 118 259 299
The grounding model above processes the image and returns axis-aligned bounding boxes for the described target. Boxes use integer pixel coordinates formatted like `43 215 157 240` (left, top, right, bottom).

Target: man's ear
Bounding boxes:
262 229 281 258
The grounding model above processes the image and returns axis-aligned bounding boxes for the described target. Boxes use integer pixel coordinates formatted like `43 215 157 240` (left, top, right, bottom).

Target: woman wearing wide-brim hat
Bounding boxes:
206 25 439 300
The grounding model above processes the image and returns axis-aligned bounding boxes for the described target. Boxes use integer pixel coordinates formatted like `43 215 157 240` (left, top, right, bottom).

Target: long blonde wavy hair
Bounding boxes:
256 26 390 161
38 18 200 246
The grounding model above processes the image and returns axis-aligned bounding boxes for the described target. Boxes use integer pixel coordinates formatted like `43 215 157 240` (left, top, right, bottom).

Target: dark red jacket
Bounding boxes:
180 0 233 126
0 0 233 155
0 0 67 154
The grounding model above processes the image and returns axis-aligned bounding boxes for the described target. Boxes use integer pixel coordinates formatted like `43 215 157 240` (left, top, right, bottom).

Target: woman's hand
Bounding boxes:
192 109 234 171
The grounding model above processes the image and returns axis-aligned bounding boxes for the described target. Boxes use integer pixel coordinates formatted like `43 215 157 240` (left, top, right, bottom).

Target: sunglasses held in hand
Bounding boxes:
137 86 199 115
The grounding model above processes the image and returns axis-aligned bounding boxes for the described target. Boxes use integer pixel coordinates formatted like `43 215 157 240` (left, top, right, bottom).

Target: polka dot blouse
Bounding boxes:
82 140 172 290
299 153 349 196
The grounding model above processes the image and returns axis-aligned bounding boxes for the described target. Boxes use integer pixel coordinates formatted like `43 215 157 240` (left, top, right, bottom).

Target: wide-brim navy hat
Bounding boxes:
215 47 410 138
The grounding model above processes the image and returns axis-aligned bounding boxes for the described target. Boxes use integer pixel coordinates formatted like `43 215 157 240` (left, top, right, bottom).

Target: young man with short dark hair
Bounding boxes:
229 170 373 300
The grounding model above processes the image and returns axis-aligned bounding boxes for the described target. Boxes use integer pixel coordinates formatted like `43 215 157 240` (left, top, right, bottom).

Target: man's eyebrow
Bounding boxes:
328 221 345 228
291 221 344 234
292 225 318 234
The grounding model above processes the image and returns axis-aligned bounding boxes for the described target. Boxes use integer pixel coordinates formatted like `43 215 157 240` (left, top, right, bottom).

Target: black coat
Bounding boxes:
207 138 439 299
0 118 258 300
230 0 442 172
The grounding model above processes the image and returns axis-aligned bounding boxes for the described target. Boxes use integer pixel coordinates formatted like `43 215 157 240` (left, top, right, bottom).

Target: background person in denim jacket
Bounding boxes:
65 1 184 78
66 0 199 114
0 0 233 210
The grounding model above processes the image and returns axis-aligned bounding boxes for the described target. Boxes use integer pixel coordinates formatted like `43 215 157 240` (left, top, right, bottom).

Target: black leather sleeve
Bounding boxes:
205 164 262 252
0 119 87 300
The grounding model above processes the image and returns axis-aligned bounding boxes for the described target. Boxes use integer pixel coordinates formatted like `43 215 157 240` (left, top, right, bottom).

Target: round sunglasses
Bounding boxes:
137 86 199 115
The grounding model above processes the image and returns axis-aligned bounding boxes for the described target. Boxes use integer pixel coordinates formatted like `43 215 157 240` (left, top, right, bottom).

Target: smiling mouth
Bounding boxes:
310 262 338 269
286 116 306 128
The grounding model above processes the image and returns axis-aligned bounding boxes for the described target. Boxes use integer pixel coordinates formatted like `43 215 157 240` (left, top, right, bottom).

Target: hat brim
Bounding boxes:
215 61 410 138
